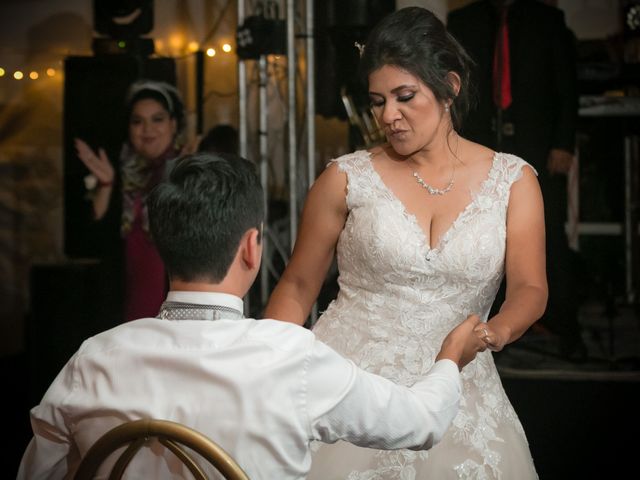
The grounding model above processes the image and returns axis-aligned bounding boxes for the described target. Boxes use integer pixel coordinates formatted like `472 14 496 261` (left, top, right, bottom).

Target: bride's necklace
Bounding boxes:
412 163 455 196
411 134 459 196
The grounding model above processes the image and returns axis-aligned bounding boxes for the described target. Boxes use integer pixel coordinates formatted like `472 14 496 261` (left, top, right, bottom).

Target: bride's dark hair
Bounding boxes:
359 7 474 130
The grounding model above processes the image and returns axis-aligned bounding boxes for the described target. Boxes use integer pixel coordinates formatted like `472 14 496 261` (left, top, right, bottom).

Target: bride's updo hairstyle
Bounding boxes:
359 7 474 131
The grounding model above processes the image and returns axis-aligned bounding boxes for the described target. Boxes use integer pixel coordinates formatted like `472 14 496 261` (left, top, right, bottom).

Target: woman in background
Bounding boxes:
75 80 185 321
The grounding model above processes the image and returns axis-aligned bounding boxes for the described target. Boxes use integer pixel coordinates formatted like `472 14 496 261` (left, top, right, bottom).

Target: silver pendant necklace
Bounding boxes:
413 164 455 196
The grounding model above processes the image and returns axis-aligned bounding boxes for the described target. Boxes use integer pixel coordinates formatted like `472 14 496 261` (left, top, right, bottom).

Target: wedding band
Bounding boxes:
482 328 489 338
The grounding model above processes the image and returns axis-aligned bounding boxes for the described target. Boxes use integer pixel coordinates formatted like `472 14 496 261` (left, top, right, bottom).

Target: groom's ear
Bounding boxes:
240 227 262 271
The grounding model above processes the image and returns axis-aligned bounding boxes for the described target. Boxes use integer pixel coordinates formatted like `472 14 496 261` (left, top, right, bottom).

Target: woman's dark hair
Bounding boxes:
359 7 474 130
125 80 186 133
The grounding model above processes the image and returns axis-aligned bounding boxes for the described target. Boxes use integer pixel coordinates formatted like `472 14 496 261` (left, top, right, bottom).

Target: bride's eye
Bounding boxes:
369 98 384 108
398 93 415 103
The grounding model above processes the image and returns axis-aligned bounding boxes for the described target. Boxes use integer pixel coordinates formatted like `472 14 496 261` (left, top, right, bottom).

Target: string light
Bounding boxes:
67 34 234 59
0 36 238 65
0 67 60 81
169 34 183 52
0 35 245 83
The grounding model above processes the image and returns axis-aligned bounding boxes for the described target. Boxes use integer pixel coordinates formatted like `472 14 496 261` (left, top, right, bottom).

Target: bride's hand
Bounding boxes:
75 138 114 187
474 322 509 352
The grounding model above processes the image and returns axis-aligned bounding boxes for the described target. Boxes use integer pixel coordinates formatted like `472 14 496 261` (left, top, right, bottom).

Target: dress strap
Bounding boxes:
497 152 537 187
328 150 381 209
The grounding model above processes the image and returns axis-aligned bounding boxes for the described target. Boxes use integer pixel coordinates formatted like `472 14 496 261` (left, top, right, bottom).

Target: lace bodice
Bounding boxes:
310 150 538 479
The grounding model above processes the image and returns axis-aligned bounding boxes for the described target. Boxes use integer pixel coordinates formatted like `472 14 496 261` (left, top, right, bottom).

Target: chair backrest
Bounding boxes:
73 418 250 480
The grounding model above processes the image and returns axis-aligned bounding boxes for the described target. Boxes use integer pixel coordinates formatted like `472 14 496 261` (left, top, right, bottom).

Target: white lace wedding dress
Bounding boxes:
308 151 538 479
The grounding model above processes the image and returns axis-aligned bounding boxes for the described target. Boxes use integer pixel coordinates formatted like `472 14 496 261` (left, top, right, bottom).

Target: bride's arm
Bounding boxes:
479 166 548 351
263 162 348 325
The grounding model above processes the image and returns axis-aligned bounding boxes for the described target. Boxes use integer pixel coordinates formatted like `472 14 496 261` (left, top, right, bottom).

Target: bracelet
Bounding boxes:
98 179 114 187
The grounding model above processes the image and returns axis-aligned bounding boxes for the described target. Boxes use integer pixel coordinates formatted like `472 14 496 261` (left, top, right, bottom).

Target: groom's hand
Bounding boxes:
436 314 487 370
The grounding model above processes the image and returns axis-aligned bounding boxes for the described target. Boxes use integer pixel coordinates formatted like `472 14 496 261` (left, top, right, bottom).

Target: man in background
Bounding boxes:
197 124 239 154
448 0 586 360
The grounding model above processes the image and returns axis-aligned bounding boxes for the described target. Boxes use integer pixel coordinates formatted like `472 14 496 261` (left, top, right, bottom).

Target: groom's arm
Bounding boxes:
307 316 485 450
308 353 461 450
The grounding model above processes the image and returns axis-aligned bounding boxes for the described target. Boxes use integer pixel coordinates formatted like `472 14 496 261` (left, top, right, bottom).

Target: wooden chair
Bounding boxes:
73 418 249 480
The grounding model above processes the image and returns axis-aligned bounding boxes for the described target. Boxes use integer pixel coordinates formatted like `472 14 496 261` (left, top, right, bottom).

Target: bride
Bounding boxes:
264 7 546 479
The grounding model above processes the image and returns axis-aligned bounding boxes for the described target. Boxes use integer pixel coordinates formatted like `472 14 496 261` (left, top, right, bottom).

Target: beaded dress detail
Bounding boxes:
308 150 538 480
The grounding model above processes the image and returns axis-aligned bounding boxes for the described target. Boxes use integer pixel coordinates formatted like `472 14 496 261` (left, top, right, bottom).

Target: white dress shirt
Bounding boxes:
18 291 462 479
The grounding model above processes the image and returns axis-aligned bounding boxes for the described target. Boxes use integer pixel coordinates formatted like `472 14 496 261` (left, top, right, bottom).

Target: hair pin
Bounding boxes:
354 41 365 58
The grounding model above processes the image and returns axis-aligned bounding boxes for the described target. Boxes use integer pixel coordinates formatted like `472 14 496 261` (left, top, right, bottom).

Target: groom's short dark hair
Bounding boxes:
148 152 263 282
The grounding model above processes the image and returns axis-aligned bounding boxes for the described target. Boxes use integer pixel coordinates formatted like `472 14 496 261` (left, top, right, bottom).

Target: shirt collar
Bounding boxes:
165 291 244 315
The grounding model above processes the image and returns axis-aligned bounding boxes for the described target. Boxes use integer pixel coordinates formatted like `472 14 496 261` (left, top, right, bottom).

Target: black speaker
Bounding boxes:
94 0 154 38
27 261 122 406
63 55 176 259
315 0 395 29
236 15 286 60
314 0 395 118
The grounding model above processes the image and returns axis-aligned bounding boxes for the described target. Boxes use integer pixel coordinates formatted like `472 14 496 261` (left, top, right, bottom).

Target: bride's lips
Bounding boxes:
388 129 408 139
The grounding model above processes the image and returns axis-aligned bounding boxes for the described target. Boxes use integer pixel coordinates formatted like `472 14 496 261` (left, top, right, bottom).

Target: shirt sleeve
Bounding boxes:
306 339 461 451
17 355 81 480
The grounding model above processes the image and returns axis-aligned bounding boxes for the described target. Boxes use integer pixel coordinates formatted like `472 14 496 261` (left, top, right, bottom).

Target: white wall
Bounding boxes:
558 0 621 40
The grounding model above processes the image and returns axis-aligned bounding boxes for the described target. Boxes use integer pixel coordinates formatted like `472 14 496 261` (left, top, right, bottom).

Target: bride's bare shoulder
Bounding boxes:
367 144 406 170
459 139 495 169
367 144 391 160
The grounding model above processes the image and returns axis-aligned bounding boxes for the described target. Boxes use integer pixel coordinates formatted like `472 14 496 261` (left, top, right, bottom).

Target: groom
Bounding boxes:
18 152 486 479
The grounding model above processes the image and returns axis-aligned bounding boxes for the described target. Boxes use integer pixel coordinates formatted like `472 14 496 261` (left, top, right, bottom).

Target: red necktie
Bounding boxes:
493 8 512 110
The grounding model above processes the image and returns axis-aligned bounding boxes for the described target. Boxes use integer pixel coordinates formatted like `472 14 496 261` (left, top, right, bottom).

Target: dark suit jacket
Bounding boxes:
447 0 577 171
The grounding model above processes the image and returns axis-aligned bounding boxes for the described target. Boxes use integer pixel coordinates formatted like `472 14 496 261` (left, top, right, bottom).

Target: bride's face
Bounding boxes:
368 65 449 156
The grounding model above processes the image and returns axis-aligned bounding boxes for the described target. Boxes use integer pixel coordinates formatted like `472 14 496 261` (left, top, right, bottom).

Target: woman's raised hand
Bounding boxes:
74 138 114 187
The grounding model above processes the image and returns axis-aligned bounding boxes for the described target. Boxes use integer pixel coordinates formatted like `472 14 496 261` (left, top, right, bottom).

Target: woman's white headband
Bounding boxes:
126 80 181 114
